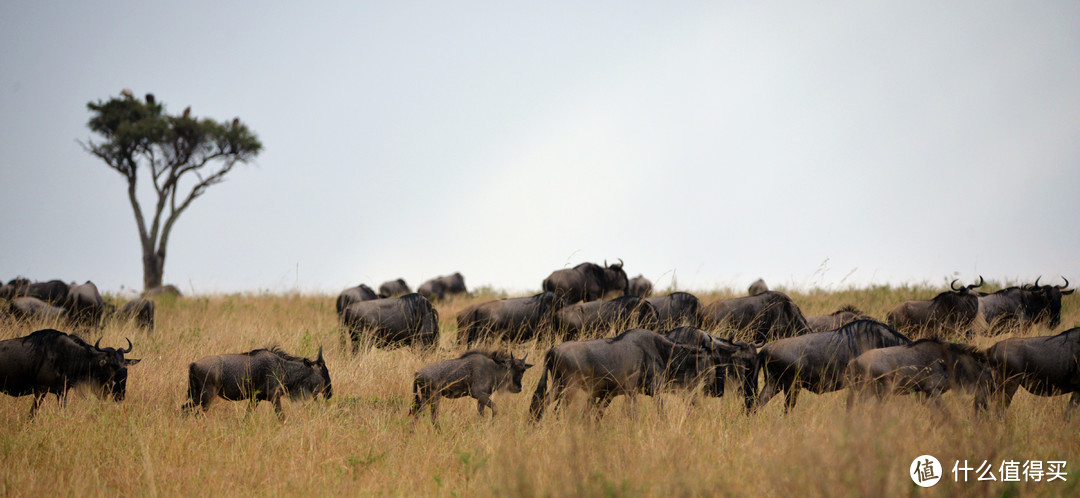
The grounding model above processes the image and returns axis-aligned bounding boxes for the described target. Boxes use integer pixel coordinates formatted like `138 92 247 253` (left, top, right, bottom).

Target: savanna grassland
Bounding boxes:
1 284 1078 497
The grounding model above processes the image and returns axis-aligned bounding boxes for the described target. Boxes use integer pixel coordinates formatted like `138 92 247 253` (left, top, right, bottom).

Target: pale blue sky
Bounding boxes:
2 1 1078 296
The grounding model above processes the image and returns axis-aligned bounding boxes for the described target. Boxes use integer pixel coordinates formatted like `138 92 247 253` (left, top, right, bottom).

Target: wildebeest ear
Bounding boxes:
123 358 141 366
524 363 535 369
316 345 325 363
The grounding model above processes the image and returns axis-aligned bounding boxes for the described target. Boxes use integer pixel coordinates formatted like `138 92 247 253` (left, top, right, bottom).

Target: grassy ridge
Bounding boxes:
1 285 1078 496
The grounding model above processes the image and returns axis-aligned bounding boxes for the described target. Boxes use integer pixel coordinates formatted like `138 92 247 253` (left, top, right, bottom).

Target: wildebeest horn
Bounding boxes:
94 337 103 349
317 345 324 362
1058 276 1070 289
521 352 528 362
967 275 985 289
616 258 624 268
119 338 132 354
950 279 961 291
1033 276 1042 288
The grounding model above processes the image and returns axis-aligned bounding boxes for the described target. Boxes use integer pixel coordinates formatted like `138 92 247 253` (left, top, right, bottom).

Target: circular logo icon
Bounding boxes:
910 455 942 487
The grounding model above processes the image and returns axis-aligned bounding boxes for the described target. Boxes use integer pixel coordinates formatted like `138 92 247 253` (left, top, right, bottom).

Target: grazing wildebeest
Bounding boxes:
116 298 155 331
378 278 411 298
143 284 182 298
985 327 1080 416
553 295 658 340
409 350 533 425
748 278 768 296
1 279 70 305
1024 276 1074 329
846 339 992 413
418 272 467 301
335 284 378 316
755 319 911 413
9 297 68 323
646 292 702 329
456 292 564 346
699 291 812 342
529 329 715 421
64 281 104 328
542 261 629 304
182 346 331 417
887 277 984 338
341 293 439 349
0 329 139 417
806 305 869 333
627 275 653 298
663 326 760 411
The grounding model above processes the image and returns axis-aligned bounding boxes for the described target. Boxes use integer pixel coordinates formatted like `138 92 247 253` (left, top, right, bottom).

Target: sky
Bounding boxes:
1 1 1078 297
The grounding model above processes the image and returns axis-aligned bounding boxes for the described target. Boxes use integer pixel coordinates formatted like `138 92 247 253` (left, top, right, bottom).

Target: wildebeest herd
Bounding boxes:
1 266 1077 426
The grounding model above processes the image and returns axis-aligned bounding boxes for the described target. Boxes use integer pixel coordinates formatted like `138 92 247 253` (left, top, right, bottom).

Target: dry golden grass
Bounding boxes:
1 286 1078 497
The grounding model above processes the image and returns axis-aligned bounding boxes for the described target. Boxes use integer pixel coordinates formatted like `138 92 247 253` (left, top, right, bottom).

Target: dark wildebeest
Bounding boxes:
182 346 331 417
1024 276 1074 329
699 291 812 342
529 328 715 421
985 327 1080 416
409 350 533 425
806 305 869 333
341 293 439 349
1 279 70 305
755 319 911 413
887 277 984 338
553 295 658 340
542 261 629 305
378 278 411 298
456 292 564 346
845 339 992 414
64 281 104 328
748 278 768 296
9 297 69 323
663 326 760 411
0 277 31 300
116 298 155 331
646 292 702 329
335 284 378 316
627 275 653 298
143 284 182 298
978 284 1048 334
0 329 139 417
418 272 467 301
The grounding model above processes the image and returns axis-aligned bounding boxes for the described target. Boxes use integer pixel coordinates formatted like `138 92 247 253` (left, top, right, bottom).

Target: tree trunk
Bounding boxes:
142 245 164 292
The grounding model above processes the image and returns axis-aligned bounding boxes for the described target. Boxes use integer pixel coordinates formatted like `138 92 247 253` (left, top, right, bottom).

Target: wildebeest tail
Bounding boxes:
181 362 201 413
529 350 555 420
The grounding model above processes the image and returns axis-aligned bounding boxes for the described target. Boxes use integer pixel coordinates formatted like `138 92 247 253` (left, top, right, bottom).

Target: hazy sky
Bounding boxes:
2 1 1078 296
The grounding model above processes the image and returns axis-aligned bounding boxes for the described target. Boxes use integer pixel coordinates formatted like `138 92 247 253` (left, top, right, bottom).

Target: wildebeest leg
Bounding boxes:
756 376 780 412
782 384 800 414
430 398 441 427
476 392 496 418
995 379 1021 414
28 391 48 418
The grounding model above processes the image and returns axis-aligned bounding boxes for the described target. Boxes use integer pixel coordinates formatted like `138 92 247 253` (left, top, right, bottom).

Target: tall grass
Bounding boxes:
1 286 1077 496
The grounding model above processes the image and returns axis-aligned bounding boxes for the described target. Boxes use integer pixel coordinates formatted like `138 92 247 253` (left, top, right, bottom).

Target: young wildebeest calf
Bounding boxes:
182 346 331 418
409 351 533 425
845 339 992 414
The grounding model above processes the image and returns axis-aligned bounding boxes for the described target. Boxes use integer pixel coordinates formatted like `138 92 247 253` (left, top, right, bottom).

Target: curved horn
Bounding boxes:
617 258 624 268
950 279 961 291
521 352 529 362
94 337 103 349
119 338 132 354
1033 276 1042 288
968 275 985 289
316 345 324 362
1059 276 1070 289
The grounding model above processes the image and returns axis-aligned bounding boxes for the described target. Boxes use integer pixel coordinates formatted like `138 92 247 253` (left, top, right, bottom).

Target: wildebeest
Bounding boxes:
64 281 104 328
646 292 702 329
1024 276 1074 329
341 293 439 349
378 278 411 298
748 278 768 296
456 292 564 346
845 339 992 413
627 275 653 298
182 346 331 417
663 326 760 411
0 278 70 305
978 284 1046 334
529 328 715 421
8 297 68 323
116 298 155 331
806 305 869 333
756 319 912 413
985 327 1080 415
418 272 467 301
699 291 812 342
887 277 984 338
0 329 139 417
335 284 378 316
409 350 533 425
542 261 628 304
553 295 658 340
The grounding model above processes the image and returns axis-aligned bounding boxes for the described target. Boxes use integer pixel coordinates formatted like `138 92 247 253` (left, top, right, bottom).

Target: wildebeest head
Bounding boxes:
495 352 534 393
1025 276 1074 328
603 259 629 295
927 276 985 330
665 342 717 392
299 346 332 399
92 337 140 401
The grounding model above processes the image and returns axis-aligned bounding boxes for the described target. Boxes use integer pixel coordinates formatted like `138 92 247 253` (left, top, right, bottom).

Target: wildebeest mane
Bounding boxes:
834 305 864 316
835 320 911 350
242 346 307 363
456 349 511 362
21 328 92 353
400 292 439 321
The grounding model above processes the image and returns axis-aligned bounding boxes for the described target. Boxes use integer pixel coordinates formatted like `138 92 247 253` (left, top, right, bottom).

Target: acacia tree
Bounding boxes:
82 91 262 292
